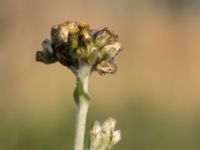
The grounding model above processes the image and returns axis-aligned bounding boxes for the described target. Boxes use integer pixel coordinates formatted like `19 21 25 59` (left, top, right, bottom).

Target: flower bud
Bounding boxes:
35 51 57 64
67 21 79 34
111 130 121 145
36 38 57 64
90 121 102 136
80 21 91 42
102 41 122 59
51 24 69 44
42 39 53 54
95 61 117 75
102 117 116 135
94 27 113 48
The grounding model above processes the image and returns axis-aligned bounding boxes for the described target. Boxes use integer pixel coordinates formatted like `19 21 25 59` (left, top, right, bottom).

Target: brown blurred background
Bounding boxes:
0 0 200 150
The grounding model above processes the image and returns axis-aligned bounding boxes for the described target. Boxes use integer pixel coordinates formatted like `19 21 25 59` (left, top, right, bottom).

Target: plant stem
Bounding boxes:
74 97 89 150
73 64 91 150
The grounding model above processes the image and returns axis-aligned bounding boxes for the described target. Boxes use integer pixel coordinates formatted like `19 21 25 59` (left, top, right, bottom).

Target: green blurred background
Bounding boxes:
1 0 200 149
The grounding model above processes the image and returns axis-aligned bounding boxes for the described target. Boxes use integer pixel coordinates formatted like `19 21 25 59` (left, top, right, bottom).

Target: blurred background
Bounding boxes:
0 0 200 149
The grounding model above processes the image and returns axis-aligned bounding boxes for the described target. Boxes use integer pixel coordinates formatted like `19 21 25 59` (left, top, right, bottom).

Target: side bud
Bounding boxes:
89 117 121 150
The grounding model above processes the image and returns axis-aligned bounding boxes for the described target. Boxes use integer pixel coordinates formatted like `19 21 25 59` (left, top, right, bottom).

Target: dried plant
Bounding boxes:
36 21 122 150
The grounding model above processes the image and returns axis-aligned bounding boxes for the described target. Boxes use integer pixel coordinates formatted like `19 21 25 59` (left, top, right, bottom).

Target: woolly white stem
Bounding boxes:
74 99 89 150
73 64 91 150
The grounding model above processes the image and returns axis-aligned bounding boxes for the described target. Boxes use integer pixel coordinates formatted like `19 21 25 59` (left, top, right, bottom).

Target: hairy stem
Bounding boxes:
73 64 91 150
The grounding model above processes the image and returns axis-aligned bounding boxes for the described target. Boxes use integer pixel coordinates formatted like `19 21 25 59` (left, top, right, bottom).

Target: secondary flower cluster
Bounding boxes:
36 21 122 75
89 118 121 150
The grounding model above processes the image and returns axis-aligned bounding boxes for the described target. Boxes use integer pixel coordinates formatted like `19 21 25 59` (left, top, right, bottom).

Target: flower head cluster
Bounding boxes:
36 21 122 75
89 118 121 150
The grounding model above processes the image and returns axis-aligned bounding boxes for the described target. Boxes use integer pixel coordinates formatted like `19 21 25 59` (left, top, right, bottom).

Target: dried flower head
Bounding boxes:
36 21 122 75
